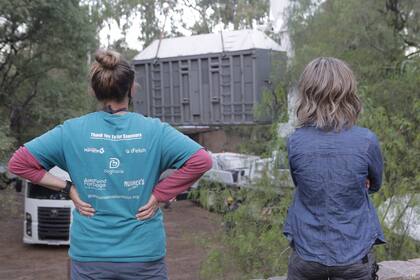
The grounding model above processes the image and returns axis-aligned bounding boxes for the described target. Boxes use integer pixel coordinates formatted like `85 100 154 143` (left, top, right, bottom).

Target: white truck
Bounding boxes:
22 166 74 245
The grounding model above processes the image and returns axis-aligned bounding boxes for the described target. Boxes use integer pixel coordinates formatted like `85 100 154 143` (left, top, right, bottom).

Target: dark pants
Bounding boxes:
71 258 168 280
287 250 378 280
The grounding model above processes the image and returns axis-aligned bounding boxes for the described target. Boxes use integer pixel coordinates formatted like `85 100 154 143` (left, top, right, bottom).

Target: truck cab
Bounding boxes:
23 166 74 245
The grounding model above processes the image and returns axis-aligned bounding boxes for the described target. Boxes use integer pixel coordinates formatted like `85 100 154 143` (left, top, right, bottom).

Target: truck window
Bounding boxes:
27 182 70 200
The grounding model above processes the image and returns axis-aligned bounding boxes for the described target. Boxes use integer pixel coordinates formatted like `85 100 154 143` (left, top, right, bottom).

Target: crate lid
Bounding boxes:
133 29 283 61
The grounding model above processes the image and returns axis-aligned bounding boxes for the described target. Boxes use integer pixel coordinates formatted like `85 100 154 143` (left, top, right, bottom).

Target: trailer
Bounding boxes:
132 29 286 126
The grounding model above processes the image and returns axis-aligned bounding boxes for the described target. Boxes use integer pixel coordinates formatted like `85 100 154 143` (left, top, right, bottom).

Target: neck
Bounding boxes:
102 99 129 114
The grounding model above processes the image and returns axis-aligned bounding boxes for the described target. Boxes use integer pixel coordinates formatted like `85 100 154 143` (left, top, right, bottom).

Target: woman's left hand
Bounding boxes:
70 186 95 217
136 194 159 220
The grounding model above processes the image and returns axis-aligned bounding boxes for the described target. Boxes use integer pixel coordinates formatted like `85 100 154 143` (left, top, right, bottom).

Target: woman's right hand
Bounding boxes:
69 186 95 217
365 179 371 189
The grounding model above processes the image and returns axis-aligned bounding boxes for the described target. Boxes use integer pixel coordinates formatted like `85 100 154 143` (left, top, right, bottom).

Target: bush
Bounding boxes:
193 169 293 279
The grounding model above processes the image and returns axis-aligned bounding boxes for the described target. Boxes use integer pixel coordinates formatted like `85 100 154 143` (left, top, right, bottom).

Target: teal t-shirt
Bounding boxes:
25 111 202 262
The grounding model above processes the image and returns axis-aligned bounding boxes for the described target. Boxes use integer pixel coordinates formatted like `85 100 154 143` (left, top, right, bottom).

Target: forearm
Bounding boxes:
38 172 67 192
153 149 212 202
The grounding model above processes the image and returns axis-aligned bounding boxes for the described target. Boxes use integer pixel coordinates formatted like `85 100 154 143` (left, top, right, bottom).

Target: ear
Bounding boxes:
131 82 138 98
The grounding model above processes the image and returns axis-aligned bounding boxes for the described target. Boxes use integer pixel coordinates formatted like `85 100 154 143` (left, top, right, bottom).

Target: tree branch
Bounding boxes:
406 49 420 58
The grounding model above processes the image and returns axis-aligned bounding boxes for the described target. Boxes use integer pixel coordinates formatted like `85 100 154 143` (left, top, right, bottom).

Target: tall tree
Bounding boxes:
0 0 96 150
85 0 182 47
183 0 270 34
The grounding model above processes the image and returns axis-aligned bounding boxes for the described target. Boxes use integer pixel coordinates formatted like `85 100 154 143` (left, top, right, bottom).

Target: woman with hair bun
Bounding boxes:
8 50 212 279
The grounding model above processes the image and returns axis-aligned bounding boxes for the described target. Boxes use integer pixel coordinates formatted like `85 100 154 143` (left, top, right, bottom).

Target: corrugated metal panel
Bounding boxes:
133 49 286 126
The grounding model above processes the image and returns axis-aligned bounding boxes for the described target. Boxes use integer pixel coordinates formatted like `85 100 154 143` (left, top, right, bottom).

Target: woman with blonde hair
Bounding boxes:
8 50 212 279
284 57 384 280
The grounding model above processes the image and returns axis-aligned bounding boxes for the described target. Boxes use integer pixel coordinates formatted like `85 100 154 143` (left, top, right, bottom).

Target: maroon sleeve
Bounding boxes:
8 146 47 183
152 148 212 202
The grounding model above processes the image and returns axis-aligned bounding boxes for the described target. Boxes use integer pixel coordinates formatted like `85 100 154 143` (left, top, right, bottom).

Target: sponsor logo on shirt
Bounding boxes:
109 157 120 169
125 148 147 154
104 157 124 175
124 179 145 191
83 178 107 190
104 169 124 175
84 147 105 154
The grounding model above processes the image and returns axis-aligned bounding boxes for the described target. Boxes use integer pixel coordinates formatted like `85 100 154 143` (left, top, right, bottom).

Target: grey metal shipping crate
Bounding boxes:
132 30 287 126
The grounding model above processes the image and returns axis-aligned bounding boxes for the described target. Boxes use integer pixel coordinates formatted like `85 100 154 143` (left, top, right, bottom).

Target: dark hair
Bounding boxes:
296 57 362 131
89 50 135 103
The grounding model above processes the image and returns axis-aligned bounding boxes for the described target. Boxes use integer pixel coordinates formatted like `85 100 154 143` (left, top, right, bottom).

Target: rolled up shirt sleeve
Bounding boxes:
153 149 212 202
8 146 47 183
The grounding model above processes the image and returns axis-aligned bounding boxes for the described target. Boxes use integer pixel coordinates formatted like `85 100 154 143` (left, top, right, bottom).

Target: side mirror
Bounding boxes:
14 179 22 193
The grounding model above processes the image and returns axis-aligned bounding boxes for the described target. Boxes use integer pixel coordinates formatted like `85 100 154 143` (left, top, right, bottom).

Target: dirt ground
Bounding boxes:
0 188 222 280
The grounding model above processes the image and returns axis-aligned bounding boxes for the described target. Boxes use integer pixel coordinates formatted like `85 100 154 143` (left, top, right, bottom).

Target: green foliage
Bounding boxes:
183 0 270 34
195 173 293 279
193 134 293 279
254 84 288 124
109 39 139 61
0 0 96 145
255 52 290 123
189 180 237 213
229 124 289 165
376 194 420 261
221 185 291 278
0 124 15 162
221 125 275 157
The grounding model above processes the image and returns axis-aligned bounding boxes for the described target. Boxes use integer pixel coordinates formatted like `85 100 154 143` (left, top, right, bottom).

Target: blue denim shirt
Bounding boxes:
284 125 385 266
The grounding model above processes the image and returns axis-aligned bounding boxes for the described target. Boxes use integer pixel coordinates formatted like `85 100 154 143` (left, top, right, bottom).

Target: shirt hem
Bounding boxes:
69 254 166 263
286 234 385 266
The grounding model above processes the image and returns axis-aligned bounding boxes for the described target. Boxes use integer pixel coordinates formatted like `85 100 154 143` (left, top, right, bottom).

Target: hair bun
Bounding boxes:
95 50 120 70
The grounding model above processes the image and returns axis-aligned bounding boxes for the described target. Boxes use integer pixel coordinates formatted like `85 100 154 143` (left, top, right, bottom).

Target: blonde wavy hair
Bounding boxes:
296 57 362 131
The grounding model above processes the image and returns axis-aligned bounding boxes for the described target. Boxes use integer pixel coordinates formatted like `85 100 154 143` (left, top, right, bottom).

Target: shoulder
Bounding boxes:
348 126 381 155
126 113 161 125
133 114 178 131
129 114 180 139
62 112 98 127
287 126 313 146
351 126 379 143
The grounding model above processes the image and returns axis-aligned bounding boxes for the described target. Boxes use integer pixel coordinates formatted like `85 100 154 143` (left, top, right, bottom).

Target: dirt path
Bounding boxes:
0 189 221 280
